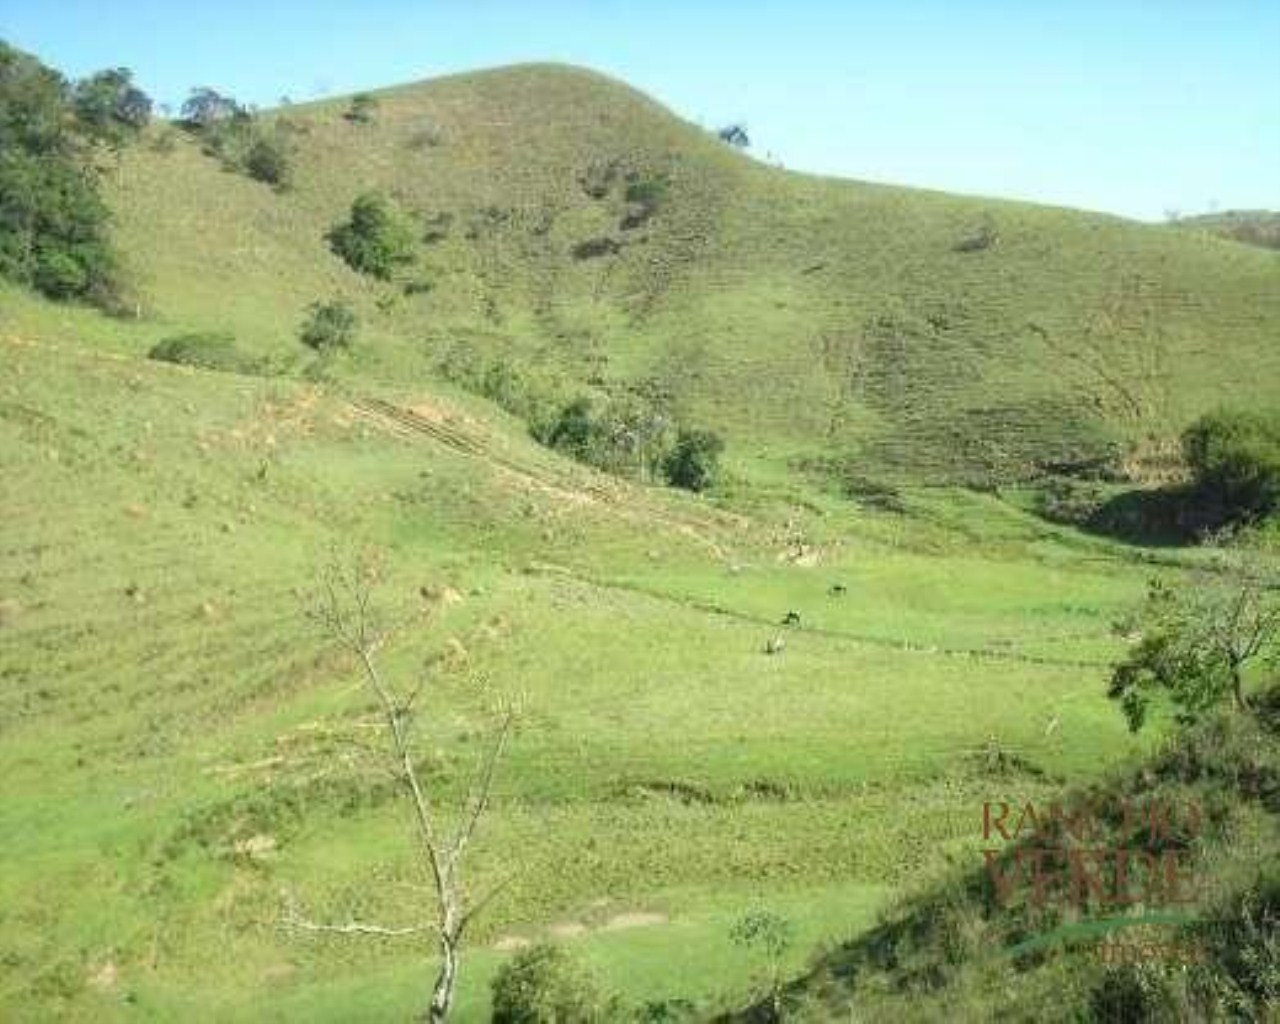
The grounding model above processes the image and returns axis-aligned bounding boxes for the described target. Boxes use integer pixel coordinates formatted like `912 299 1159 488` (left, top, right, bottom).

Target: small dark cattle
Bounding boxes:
828 583 847 597
781 611 801 627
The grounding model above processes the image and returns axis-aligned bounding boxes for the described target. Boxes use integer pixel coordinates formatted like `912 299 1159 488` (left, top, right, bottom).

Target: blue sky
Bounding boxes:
2 0 1277 220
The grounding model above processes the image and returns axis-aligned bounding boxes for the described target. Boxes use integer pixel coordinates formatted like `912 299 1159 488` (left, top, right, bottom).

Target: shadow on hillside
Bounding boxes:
1082 487 1202 546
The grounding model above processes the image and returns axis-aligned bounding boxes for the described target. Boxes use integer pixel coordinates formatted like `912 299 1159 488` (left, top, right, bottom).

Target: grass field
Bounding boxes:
1 61 1278 1021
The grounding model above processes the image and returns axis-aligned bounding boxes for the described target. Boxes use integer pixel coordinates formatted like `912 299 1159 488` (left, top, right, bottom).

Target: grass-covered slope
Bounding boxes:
71 62 1280 486
1 325 1193 1020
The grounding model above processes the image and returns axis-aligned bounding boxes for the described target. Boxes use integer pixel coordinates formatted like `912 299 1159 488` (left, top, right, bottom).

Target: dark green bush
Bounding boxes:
662 427 724 492
327 192 417 279
490 944 609 1024
621 173 668 229
299 300 358 352
344 93 378 124
1182 409 1280 526
148 331 264 374
244 133 292 188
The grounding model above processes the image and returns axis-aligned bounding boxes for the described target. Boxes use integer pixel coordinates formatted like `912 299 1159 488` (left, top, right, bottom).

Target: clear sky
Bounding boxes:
2 0 1276 220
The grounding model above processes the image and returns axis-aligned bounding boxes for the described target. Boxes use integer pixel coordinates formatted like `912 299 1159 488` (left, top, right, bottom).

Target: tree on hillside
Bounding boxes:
72 67 152 149
327 192 418 279
1108 567 1280 731
299 298 358 351
717 123 750 148
662 427 724 493
180 85 242 128
0 42 123 307
290 553 516 1022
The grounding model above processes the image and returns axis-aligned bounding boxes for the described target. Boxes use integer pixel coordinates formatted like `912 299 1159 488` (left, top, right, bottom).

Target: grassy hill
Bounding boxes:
1 58 1278 1021
17 62 1277 486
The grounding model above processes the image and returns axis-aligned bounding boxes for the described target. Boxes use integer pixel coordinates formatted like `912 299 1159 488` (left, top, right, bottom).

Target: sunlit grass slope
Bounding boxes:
1 327 1186 1019
88 63 1280 484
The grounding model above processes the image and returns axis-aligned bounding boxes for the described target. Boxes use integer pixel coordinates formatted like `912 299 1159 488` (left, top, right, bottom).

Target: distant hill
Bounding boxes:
1172 209 1280 251
82 63 1280 488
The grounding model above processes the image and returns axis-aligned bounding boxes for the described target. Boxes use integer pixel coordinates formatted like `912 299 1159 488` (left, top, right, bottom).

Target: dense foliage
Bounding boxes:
327 192 418 279
299 299 359 352
1182 408 1280 527
0 41 145 306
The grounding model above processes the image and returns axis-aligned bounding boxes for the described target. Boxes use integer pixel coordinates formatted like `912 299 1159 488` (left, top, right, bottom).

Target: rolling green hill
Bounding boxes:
1 57 1278 1021
16 62 1277 486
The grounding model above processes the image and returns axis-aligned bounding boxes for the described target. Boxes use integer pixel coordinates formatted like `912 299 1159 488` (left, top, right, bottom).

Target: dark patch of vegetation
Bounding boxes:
1034 477 1110 527
147 331 267 375
327 192 418 279
571 236 621 260
0 42 139 307
179 86 241 128
953 214 999 253
579 157 622 200
621 173 668 230
343 92 378 124
420 211 452 244
299 299 359 352
662 427 724 493
490 943 612 1023
243 131 293 188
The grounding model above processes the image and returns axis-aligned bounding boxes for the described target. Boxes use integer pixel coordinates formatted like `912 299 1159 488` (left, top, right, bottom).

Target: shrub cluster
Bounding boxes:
181 88 295 189
436 344 724 492
327 192 418 279
539 393 723 492
299 299 358 352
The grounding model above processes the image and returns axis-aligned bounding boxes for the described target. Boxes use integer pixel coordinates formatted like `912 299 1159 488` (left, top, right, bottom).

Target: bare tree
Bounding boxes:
291 552 515 1022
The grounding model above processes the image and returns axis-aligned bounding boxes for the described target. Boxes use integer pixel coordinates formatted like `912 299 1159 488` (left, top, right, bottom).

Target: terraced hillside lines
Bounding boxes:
350 396 486 455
